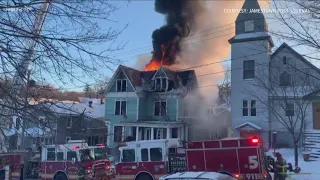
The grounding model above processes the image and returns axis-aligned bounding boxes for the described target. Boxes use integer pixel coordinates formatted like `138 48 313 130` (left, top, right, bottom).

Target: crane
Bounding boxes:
0 1 51 152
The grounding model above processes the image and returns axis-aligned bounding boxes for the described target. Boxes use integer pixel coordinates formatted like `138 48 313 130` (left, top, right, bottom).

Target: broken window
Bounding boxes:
154 101 167 116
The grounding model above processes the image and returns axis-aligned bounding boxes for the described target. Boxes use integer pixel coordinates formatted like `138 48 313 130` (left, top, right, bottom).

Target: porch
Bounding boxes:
108 121 186 147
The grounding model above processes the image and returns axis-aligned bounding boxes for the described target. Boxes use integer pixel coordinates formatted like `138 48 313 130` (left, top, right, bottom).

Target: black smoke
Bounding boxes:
151 0 196 65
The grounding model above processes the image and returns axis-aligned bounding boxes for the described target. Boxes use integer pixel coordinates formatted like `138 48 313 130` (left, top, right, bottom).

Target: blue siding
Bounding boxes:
138 98 178 121
109 71 135 92
105 97 137 123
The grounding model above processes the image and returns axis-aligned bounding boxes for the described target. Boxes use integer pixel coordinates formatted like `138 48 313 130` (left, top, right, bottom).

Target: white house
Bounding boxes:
230 0 320 151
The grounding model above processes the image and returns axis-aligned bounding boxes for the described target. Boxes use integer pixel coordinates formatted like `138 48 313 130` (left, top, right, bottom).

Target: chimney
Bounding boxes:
89 101 93 108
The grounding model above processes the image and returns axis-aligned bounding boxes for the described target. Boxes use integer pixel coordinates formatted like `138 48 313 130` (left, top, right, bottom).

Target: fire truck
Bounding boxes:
0 140 113 180
114 137 272 180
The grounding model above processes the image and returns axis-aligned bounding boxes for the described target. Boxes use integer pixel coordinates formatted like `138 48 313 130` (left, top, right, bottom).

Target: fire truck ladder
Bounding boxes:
0 1 51 151
143 81 171 122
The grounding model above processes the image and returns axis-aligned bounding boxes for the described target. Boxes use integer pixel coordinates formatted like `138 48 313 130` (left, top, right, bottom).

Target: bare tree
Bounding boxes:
247 60 319 167
218 68 231 108
0 0 125 150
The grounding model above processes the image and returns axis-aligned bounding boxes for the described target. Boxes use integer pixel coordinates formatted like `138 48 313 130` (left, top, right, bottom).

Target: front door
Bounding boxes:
312 102 320 129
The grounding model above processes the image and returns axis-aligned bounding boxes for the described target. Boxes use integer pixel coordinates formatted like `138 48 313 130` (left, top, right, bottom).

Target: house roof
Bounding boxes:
108 65 196 91
235 122 262 130
41 98 105 119
271 43 320 75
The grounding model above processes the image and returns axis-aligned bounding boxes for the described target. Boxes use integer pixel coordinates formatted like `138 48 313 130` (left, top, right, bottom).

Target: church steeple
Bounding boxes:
235 0 267 35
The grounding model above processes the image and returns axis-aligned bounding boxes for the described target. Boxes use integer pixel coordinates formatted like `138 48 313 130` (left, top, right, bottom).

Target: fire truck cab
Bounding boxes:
115 138 183 180
39 140 112 180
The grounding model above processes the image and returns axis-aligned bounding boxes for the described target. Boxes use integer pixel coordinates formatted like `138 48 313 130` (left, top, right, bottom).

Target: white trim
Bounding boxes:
115 79 128 92
114 99 127 116
114 123 184 128
65 136 71 143
176 98 179 120
153 99 167 116
151 67 168 80
136 97 139 120
105 66 137 93
106 92 137 98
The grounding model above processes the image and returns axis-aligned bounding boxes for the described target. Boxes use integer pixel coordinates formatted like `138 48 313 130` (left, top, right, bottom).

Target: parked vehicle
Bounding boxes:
0 140 113 180
114 137 271 180
159 172 237 180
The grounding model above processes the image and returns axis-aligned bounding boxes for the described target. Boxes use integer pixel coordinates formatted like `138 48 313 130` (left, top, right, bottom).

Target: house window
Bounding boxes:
154 128 167 139
155 78 168 91
285 103 294 116
114 126 123 143
243 60 255 79
116 79 127 92
66 136 71 143
15 118 21 130
280 71 291 86
66 118 73 128
283 56 287 64
243 100 256 117
251 100 256 116
115 100 127 115
245 20 254 32
154 101 167 116
171 128 178 138
87 136 99 146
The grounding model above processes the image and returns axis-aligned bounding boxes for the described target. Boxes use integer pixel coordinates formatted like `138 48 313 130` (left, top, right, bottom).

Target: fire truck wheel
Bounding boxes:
135 173 153 180
54 173 68 180
0 170 4 180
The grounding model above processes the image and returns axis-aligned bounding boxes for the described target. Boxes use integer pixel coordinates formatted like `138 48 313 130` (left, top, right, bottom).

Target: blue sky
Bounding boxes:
55 0 316 92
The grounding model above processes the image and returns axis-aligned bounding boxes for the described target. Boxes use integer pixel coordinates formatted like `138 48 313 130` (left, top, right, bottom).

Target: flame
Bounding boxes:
144 59 161 71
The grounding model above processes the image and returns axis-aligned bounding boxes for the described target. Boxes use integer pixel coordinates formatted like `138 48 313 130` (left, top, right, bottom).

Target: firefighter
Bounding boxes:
274 152 288 180
77 165 86 180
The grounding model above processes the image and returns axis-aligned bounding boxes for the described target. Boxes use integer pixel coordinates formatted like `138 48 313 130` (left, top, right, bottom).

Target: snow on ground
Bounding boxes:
267 149 320 180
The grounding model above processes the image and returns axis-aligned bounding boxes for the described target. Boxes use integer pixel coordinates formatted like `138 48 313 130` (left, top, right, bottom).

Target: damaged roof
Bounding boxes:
114 65 196 90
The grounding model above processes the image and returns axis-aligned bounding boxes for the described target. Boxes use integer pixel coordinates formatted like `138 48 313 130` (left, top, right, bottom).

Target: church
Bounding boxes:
230 0 320 156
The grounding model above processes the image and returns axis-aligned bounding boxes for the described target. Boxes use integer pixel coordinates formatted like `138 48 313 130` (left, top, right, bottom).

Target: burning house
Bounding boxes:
105 64 197 147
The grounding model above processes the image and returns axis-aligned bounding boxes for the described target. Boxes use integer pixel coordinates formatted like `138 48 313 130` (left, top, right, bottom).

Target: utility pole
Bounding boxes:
0 1 51 152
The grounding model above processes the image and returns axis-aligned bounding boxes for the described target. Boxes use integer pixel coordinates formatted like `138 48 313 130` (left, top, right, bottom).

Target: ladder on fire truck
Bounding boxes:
0 1 51 152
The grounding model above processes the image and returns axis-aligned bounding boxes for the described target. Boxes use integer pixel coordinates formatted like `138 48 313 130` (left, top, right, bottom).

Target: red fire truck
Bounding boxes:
0 140 113 180
114 137 272 180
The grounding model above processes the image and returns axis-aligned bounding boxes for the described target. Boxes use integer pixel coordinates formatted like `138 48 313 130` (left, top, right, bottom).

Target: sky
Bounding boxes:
53 0 317 92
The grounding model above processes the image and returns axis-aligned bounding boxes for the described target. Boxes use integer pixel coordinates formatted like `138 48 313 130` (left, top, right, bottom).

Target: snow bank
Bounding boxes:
267 149 320 180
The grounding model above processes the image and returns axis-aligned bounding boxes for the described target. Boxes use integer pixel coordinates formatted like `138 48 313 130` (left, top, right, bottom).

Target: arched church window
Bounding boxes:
280 71 292 86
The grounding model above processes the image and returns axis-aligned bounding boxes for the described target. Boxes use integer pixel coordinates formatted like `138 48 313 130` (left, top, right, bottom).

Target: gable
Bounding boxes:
106 66 136 93
271 43 320 75
152 67 168 79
